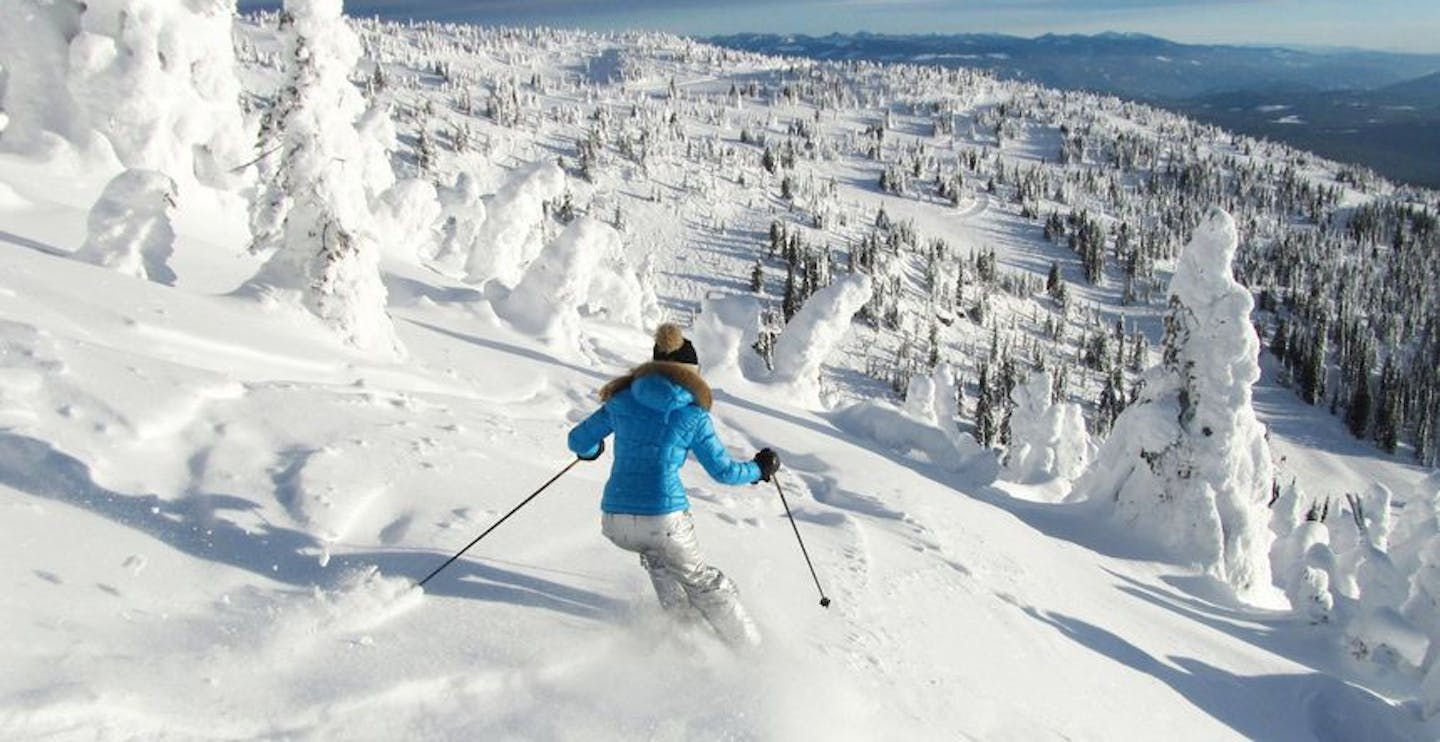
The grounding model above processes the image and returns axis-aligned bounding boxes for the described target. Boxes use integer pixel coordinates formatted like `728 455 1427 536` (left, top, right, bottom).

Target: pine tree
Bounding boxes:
928 320 941 368
416 126 437 173
1096 368 1125 436
1373 356 1402 453
1303 324 1328 406
750 259 765 293
1270 318 1289 362
768 220 784 256
974 361 996 447
1045 261 1063 299
782 264 801 321
1346 356 1373 438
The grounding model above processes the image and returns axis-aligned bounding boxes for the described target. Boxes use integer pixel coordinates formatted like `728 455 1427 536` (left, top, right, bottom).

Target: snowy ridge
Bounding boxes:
0 8 1437 740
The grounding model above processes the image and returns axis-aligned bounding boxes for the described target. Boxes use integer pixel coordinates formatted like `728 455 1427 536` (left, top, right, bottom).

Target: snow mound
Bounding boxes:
272 442 398 567
831 395 999 481
0 181 30 211
72 169 178 285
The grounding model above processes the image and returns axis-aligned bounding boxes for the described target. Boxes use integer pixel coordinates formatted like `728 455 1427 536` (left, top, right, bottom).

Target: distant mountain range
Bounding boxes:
710 33 1440 188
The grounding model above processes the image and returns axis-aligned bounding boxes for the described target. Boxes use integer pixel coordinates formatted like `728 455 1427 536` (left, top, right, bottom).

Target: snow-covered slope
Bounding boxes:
1 11 1437 741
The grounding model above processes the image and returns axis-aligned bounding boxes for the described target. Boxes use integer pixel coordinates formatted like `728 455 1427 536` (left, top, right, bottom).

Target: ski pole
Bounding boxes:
773 476 832 608
417 458 581 588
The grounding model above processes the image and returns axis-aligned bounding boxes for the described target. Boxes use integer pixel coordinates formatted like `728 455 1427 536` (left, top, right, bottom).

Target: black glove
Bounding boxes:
754 448 780 482
578 439 605 461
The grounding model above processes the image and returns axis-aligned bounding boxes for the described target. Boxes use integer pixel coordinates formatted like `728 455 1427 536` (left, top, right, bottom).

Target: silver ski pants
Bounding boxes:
602 510 760 647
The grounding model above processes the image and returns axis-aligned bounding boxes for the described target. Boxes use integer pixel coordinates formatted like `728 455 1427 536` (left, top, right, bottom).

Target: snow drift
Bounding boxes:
73 169 178 285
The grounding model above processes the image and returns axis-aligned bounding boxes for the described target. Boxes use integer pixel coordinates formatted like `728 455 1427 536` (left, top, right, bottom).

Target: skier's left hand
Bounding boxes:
754 448 780 482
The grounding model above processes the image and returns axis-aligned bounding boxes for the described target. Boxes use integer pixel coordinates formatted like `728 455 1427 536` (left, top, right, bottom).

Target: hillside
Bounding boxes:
710 32 1440 188
1 10 1439 740
708 32 1440 100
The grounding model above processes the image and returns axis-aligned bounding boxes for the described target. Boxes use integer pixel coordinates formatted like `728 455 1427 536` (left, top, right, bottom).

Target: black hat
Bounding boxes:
653 323 699 366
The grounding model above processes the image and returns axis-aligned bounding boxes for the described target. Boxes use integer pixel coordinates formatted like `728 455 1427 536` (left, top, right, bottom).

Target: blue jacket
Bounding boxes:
568 363 761 515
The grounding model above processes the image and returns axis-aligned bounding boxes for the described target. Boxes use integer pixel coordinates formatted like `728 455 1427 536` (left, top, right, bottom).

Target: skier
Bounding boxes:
568 323 780 647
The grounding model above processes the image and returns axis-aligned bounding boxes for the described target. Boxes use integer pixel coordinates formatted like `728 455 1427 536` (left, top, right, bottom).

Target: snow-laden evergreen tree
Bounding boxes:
242 0 400 357
0 0 247 185
1279 516 1337 625
1070 208 1275 599
498 217 657 347
65 0 249 187
903 373 939 424
1267 483 1341 625
373 178 441 263
73 169 178 284
1004 369 1091 485
463 161 566 286
690 294 766 380
772 274 872 399
931 362 979 462
431 172 487 275
0 0 85 153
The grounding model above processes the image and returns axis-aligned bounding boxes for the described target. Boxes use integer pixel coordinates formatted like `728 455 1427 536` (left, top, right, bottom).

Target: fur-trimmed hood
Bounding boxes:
600 361 713 411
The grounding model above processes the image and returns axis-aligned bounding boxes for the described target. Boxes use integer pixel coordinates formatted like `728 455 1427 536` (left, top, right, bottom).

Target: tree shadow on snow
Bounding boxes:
713 387 1159 562
1021 607 1418 742
382 274 484 307
403 318 610 385
0 431 623 621
961 483 1179 564
0 228 68 257
1101 569 1423 702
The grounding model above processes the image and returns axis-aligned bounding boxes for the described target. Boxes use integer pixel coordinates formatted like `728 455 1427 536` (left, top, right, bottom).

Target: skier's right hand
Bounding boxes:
754 448 780 482
578 439 605 461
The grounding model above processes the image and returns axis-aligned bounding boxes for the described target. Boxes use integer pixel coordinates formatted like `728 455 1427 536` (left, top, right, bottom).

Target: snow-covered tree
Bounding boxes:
373 178 441 264
0 0 85 153
73 169 178 284
1070 209 1275 599
772 274 873 399
463 161 566 286
431 171 487 275
904 373 939 424
1004 369 1091 485
66 0 250 186
242 0 400 356
497 217 656 347
1281 518 1337 625
0 0 248 186
691 294 766 381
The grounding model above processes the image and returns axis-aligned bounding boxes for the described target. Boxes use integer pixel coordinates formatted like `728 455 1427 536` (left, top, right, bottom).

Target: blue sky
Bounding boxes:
237 0 1440 54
